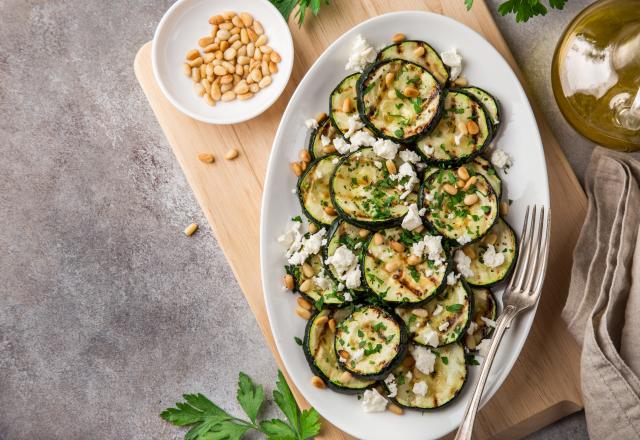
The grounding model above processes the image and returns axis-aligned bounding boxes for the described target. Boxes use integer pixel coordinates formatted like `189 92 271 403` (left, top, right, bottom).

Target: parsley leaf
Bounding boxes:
299 408 322 439
259 419 298 439
270 0 331 26
237 373 264 423
446 303 463 312
465 0 473 10
464 0 566 22
294 336 303 346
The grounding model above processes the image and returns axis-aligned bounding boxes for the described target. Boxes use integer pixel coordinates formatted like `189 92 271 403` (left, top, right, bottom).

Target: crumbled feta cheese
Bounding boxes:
345 35 377 72
482 244 505 268
362 388 388 413
332 157 340 164
440 48 462 81
432 304 443 316
454 250 475 277
350 130 376 148
411 235 445 266
438 321 450 332
343 291 353 302
412 380 428 397
477 338 492 357
481 316 497 328
287 228 327 265
372 138 400 160
402 203 423 231
373 160 382 169
325 245 361 289
410 345 437 373
446 271 460 285
321 134 331 146
305 118 319 129
333 137 357 155
491 148 512 169
345 114 364 138
384 374 398 398
395 162 419 199
352 348 365 361
313 272 332 290
278 220 302 249
467 321 478 336
421 144 434 155
399 149 421 164
457 234 472 245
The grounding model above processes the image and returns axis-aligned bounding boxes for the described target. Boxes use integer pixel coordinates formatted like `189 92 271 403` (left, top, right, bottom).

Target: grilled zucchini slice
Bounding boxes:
415 90 492 166
377 40 449 86
363 227 450 305
330 148 419 228
286 253 348 306
462 86 501 129
329 73 373 138
357 59 442 143
460 217 517 286
303 308 375 393
421 168 499 244
397 278 472 347
387 342 467 410
468 156 502 199
464 287 497 351
308 115 337 160
325 220 369 295
298 154 340 226
335 305 408 380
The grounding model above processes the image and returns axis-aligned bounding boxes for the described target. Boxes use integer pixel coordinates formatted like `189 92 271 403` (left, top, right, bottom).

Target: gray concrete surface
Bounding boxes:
0 0 601 438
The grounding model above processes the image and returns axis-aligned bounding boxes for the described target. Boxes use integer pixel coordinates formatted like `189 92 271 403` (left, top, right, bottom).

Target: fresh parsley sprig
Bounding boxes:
161 371 321 440
465 0 568 22
270 0 331 26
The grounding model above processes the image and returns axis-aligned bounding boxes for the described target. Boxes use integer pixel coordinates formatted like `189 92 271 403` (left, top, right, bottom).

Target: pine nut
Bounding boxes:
338 350 350 360
414 46 425 57
261 61 269 77
315 315 329 327
235 64 243 76
297 296 312 310
217 29 231 40
234 82 249 95
184 223 198 236
342 97 353 113
270 51 281 63
221 91 236 101
464 194 479 206
220 83 232 93
232 15 244 28
311 376 326 389
324 206 337 216
199 36 214 47
214 50 223 60
239 28 249 45
457 166 470 181
255 34 268 47
484 233 498 245
388 403 404 415
328 318 337 332
386 160 397 175
224 148 239 160
222 11 236 19
228 33 240 43
299 279 312 293
454 76 469 87
259 76 272 88
339 371 353 383
373 233 384 245
302 263 315 278
385 261 400 272
358 228 369 238
443 183 458 195
201 79 211 93
500 201 509 216
220 40 230 52
390 241 405 253
203 43 218 53
199 63 207 78
193 82 205 96
323 145 336 154
291 162 302 176
463 176 477 191
284 274 294 290
467 120 480 135
385 72 395 87
237 55 250 66
203 53 215 63
456 179 465 189
249 83 259 93
240 12 254 27
213 65 227 76
198 153 216 163
223 47 236 60
300 160 307 172
402 355 415 368
186 49 200 60
253 20 264 35
299 149 311 163
188 57 203 67
308 223 318 234
247 42 255 57
247 27 258 42
259 45 273 54
222 60 235 73
412 308 429 318
392 33 406 43
404 86 419 98
269 61 278 74
208 15 218 25
250 69 262 82
182 63 191 76
463 247 477 259
407 255 422 266
466 334 477 349
211 83 222 101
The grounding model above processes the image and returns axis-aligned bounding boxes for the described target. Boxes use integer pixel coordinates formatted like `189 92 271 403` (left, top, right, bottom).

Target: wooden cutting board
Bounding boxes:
134 1 586 438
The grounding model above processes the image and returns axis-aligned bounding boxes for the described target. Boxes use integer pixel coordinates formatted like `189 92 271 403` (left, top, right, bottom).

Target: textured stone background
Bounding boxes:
0 0 600 438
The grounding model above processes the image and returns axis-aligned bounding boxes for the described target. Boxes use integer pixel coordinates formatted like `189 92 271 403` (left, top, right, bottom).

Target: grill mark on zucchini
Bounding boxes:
298 154 340 226
462 86 501 129
377 40 449 86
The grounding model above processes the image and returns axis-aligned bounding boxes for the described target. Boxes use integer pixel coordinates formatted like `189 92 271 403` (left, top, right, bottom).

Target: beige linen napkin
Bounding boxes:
563 146 640 439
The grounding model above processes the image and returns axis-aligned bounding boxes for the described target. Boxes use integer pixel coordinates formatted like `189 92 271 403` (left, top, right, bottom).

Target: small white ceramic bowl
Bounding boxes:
152 0 294 124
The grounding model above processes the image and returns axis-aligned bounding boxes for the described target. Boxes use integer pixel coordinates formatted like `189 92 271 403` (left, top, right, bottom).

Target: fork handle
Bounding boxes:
454 304 519 440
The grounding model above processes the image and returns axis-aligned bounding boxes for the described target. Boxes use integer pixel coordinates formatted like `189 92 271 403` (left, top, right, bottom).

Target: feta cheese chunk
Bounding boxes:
384 374 398 398
372 138 400 160
482 244 505 268
477 338 492 357
305 118 319 129
410 345 437 374
438 321 450 332
457 234 472 245
345 35 377 72
432 304 443 316
491 148 512 169
349 130 376 148
320 134 331 146
345 114 365 138
440 48 462 81
481 316 497 328
412 380 428 397
362 388 388 413
411 235 445 266
333 137 357 155
402 203 423 231
399 149 421 164
454 250 475 277
325 245 361 289
287 228 327 265
467 321 478 336
446 271 460 286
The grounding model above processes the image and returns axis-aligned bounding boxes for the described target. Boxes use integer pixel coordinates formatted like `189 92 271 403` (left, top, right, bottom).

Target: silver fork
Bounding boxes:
454 205 551 440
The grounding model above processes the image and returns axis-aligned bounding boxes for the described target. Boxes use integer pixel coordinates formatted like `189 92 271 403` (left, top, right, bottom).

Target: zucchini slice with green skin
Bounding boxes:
468 156 502 199
308 115 337 160
386 342 467 410
329 73 374 138
461 86 501 129
377 40 449 87
396 278 472 347
330 148 419 228
357 59 442 143
298 154 340 226
415 90 492 167
324 220 370 295
363 227 451 305
464 288 497 351
286 253 348 307
460 217 517 286
335 305 408 380
303 308 375 393
420 168 499 244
